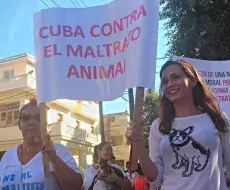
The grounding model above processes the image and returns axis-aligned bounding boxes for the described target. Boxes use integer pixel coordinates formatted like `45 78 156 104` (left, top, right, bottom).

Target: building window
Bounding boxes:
7 111 13 124
76 120 80 128
111 136 123 146
0 102 20 126
3 70 14 80
58 113 63 122
120 119 127 125
13 110 19 123
0 112 6 121
91 126 95 133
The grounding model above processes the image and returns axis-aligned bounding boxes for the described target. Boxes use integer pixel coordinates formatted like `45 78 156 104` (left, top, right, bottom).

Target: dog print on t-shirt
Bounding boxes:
169 126 210 177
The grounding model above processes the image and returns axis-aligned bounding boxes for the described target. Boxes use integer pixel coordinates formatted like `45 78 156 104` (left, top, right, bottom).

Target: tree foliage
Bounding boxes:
161 0 230 60
142 89 159 152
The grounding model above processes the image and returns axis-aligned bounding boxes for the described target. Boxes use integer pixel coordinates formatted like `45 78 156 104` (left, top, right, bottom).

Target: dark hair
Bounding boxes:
93 142 111 162
19 100 38 121
159 60 229 134
97 142 110 151
136 163 144 176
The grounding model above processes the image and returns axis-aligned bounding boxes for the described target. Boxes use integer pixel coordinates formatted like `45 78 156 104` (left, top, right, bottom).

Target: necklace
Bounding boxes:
23 147 30 152
19 144 36 188
22 145 39 153
19 145 24 188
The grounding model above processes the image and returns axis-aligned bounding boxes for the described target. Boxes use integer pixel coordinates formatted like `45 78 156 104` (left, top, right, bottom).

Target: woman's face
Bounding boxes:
98 143 113 161
19 105 41 142
161 64 195 104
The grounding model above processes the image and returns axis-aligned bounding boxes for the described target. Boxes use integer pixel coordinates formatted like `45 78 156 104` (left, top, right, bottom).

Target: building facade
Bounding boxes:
0 53 101 168
103 112 130 168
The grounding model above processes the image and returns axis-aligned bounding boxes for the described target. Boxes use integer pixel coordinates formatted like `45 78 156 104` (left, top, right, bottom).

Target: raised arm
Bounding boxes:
126 119 163 187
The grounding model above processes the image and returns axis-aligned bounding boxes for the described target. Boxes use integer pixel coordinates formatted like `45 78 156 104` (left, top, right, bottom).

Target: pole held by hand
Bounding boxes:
39 103 51 178
128 87 145 171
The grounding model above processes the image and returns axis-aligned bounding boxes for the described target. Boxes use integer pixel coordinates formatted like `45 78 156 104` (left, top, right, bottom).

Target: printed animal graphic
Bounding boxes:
169 126 210 177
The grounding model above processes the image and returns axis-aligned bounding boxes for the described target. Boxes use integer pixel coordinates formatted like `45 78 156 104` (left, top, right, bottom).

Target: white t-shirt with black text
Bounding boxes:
149 113 230 190
0 143 81 190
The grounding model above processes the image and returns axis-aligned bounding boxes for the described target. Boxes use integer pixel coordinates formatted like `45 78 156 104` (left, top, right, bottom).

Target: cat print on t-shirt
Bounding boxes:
169 126 211 177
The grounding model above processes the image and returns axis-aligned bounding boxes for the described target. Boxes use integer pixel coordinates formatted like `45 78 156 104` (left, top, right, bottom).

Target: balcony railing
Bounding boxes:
0 74 35 92
86 132 98 143
65 126 86 141
50 122 100 144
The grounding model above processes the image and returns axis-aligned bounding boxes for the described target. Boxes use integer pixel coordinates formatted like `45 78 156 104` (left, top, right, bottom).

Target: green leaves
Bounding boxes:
142 89 159 152
161 0 230 60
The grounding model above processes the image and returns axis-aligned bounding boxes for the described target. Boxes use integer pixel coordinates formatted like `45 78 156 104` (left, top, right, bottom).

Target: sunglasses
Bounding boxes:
20 114 40 123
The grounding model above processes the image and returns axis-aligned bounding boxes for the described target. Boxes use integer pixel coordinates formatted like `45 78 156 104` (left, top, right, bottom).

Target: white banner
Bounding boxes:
172 56 230 117
33 0 160 104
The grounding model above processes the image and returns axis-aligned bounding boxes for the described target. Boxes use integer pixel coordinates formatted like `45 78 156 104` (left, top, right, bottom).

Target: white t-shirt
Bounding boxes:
149 113 230 190
0 143 81 190
82 165 99 190
83 163 126 190
126 171 137 184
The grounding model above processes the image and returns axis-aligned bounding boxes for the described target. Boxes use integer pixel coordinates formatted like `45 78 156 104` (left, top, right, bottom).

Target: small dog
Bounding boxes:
89 158 124 190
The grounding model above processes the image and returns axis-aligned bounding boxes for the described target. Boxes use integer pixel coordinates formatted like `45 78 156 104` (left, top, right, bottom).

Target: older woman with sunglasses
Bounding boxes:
0 99 83 190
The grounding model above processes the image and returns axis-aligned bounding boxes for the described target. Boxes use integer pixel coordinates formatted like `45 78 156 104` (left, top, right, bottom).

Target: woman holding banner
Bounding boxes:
126 60 230 190
0 100 83 190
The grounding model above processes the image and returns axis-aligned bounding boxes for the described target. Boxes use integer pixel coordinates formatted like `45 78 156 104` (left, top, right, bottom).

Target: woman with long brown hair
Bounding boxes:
126 60 230 190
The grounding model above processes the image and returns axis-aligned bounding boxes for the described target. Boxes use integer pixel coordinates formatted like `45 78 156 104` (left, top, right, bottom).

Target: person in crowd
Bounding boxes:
0 99 83 190
82 145 99 190
125 161 129 173
133 163 147 190
126 60 230 190
109 153 116 164
87 142 132 190
125 161 137 184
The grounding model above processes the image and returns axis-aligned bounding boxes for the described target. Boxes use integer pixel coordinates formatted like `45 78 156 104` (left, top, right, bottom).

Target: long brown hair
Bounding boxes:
159 60 229 134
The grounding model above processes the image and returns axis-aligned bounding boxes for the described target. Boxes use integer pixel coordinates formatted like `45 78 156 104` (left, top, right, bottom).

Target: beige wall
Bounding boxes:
104 112 130 167
0 59 27 79
0 126 22 151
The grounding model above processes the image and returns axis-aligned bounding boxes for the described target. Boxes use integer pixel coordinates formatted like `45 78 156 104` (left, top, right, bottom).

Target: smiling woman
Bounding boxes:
158 60 228 134
0 100 83 190
125 60 230 190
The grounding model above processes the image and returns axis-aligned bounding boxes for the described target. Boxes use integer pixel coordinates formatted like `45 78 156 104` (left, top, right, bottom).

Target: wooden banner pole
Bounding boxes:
99 101 105 142
128 87 145 171
39 103 51 178
128 88 135 121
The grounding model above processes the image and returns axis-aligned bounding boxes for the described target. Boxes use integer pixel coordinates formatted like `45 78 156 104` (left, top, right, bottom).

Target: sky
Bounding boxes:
0 0 168 114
